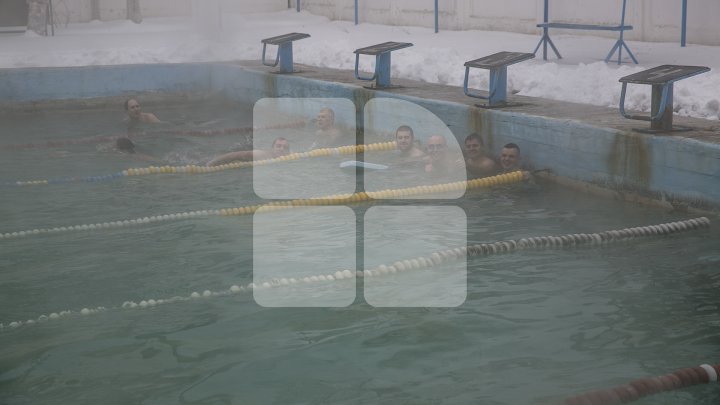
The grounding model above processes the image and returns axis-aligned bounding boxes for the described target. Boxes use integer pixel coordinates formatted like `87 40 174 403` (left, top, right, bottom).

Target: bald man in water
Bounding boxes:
424 135 464 176
309 107 351 149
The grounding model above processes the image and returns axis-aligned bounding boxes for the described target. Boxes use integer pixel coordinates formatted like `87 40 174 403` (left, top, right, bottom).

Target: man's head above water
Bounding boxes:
395 125 415 153
116 137 135 154
124 98 161 124
500 143 521 171
270 137 290 158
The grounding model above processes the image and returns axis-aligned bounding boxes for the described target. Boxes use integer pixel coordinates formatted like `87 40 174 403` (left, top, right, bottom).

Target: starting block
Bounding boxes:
354 42 413 88
463 52 535 107
261 33 311 73
619 65 710 132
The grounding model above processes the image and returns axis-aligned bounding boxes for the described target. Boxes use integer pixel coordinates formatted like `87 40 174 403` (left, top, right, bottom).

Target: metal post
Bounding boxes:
434 0 439 33
355 0 358 25
489 68 507 106
618 0 627 64
681 0 687 47
297 0 300 12
48 0 54 36
651 83 673 131
278 43 294 73
543 0 549 59
376 53 391 87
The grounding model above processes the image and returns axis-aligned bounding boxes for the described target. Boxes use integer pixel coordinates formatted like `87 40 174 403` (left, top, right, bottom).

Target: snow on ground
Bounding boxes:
1 10 718 120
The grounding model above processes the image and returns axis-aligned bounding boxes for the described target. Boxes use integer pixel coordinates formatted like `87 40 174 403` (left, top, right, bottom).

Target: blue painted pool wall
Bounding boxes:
0 64 210 101
1 63 718 206
241 71 720 204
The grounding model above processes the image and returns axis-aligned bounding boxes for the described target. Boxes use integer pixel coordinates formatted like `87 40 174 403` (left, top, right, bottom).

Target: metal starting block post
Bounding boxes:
354 42 413 88
619 65 710 133
463 52 535 107
261 33 311 73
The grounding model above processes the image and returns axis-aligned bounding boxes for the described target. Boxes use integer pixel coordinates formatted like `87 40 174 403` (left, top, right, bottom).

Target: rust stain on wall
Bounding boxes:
467 108 495 152
353 88 375 145
607 131 652 187
262 73 277 98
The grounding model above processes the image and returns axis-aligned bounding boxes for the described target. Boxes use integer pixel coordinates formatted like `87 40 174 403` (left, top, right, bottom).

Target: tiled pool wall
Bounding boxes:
1 62 719 208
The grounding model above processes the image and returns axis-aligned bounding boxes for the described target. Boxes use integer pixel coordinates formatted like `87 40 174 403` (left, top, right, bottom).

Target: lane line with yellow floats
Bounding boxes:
4 141 397 187
0 171 524 240
0 216 710 332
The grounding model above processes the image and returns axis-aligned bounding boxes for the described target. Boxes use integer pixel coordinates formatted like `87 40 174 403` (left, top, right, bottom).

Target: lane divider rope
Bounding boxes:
0 120 306 151
3 141 397 186
0 216 709 332
558 362 719 404
0 171 523 240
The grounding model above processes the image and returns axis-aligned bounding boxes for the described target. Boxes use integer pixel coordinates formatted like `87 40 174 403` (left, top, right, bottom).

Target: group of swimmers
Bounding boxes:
119 100 529 179
393 125 527 178
204 106 528 179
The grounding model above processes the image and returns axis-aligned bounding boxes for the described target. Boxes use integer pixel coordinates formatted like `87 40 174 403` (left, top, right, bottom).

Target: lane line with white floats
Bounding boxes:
0 216 710 332
3 141 397 186
0 170 524 240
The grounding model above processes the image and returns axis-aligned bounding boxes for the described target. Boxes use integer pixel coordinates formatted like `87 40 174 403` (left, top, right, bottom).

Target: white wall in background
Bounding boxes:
297 0 720 46
51 0 285 23
46 0 719 46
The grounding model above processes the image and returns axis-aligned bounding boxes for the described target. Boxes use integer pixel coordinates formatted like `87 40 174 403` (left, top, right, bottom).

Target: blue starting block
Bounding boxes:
354 42 413 88
463 52 535 107
261 33 311 73
619 65 710 132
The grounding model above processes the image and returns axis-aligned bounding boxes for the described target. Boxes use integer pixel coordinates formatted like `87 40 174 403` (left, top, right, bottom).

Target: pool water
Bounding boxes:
1 102 719 405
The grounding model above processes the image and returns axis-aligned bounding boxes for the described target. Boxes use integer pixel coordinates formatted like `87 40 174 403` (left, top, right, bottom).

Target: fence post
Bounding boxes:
681 0 687 47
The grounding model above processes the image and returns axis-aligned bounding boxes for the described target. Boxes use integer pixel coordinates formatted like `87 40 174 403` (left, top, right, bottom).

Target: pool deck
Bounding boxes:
242 60 720 144
1 61 718 210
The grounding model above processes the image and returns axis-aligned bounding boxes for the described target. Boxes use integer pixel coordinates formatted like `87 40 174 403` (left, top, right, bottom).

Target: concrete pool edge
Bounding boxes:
1 62 718 211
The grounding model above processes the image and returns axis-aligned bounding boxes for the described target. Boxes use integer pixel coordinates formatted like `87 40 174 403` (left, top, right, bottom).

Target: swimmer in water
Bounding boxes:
498 142 530 180
115 137 159 162
463 133 497 178
308 108 350 149
424 135 464 176
394 125 426 163
207 137 291 166
124 99 162 124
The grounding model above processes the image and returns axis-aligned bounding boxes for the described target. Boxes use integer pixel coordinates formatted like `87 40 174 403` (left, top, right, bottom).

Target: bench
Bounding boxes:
619 65 710 132
261 32 311 73
354 41 413 88
533 0 637 65
463 51 535 107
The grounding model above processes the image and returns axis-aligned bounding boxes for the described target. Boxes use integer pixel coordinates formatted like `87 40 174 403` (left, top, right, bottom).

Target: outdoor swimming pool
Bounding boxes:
0 100 719 405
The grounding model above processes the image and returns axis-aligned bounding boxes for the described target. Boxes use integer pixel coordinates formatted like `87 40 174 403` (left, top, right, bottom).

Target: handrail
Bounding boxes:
619 82 670 122
463 67 498 100
354 54 377 81
261 43 280 67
